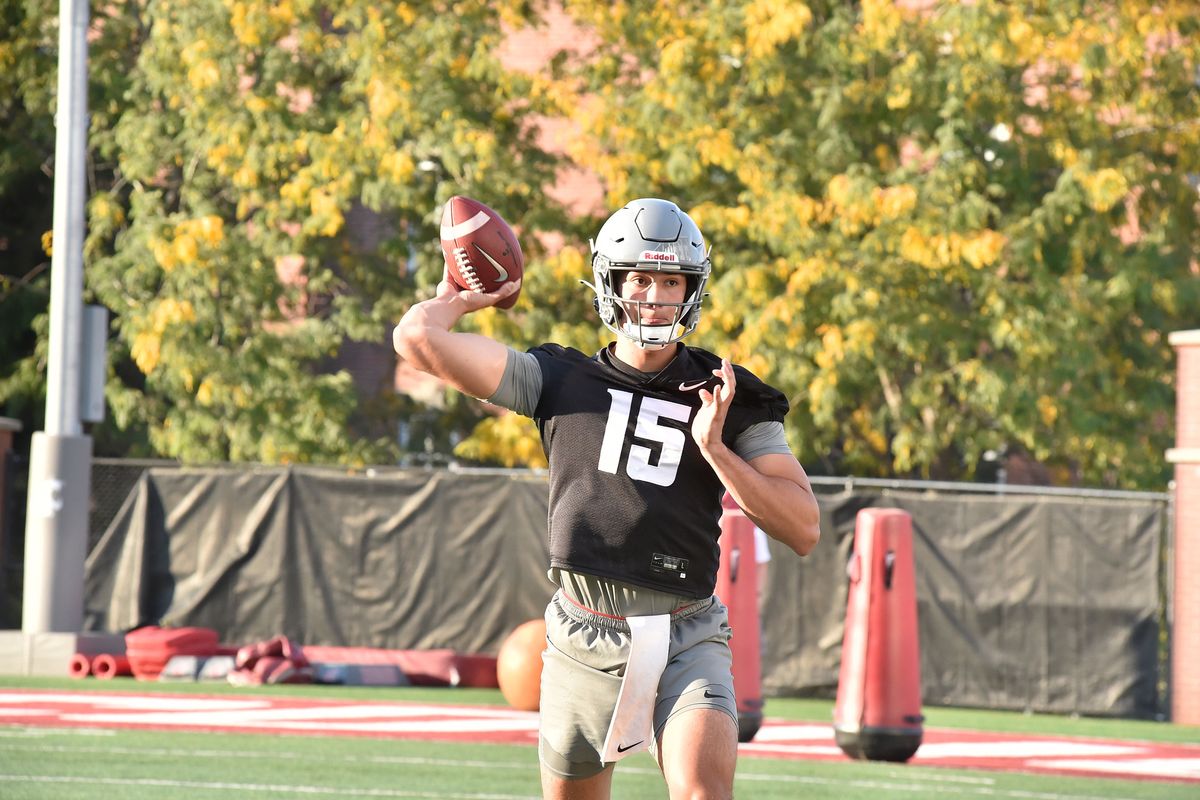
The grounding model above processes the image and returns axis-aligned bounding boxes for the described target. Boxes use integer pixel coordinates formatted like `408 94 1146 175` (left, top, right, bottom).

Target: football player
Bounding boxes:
394 198 820 800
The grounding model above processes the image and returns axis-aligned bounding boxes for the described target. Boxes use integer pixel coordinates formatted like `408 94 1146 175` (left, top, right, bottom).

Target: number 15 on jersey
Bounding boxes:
598 389 692 487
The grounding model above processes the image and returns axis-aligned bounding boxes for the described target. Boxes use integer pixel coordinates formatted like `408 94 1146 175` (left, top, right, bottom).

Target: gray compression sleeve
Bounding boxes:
733 421 792 461
486 347 543 417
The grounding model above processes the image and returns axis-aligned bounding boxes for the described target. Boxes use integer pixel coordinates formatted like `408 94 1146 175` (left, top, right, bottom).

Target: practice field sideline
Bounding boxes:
1 689 1197 785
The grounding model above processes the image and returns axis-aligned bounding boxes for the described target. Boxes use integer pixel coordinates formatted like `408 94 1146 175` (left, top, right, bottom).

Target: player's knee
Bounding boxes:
663 772 733 800
659 710 737 800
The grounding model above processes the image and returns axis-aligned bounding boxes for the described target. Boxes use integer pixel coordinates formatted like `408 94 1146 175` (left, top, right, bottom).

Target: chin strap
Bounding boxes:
619 321 678 346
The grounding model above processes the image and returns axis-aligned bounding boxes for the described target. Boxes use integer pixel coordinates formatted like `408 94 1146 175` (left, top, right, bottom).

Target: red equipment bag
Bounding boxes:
833 508 924 761
715 494 763 742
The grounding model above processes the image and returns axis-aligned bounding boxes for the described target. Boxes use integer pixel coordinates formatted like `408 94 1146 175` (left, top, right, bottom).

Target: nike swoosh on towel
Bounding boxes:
616 740 645 753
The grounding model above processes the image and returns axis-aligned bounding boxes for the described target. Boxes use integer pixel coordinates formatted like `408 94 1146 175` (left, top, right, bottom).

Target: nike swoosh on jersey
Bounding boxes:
476 245 510 282
678 380 710 392
616 740 645 753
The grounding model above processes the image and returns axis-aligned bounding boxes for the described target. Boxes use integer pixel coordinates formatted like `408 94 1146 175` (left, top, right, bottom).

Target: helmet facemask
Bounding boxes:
582 199 712 348
585 256 709 347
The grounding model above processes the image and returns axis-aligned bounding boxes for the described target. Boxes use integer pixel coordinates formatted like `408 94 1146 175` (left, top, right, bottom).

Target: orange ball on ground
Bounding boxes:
497 619 546 711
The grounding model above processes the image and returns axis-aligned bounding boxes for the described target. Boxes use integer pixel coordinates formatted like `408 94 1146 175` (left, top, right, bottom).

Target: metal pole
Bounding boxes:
44 0 87 437
22 0 92 635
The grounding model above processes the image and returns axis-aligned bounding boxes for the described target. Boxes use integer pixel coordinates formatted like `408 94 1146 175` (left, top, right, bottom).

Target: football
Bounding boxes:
439 195 524 309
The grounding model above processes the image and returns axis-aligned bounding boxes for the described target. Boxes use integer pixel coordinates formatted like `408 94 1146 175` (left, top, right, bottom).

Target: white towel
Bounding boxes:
599 614 671 762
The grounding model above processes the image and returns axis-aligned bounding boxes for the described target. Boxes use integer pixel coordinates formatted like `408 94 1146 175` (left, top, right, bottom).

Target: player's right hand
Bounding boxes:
437 261 521 312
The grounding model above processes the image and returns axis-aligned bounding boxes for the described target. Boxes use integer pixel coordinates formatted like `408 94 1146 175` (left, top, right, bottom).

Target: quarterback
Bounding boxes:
394 198 820 800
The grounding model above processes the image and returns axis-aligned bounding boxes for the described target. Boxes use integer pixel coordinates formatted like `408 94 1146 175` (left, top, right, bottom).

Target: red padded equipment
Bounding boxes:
68 653 92 678
833 508 924 762
125 626 220 681
92 654 132 680
715 494 763 742
229 636 313 685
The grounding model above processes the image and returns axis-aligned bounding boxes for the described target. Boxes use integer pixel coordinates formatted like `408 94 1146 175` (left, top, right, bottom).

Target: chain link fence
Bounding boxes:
0 457 182 628
89 458 180 552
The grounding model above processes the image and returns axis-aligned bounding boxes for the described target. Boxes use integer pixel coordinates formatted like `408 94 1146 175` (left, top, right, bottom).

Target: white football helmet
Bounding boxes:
582 198 712 347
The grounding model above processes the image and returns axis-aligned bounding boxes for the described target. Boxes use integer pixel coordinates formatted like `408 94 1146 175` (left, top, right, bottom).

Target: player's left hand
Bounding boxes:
691 357 736 453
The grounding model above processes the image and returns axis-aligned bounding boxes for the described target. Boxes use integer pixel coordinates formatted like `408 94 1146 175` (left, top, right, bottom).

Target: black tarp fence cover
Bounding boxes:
84 466 1167 718
761 489 1165 719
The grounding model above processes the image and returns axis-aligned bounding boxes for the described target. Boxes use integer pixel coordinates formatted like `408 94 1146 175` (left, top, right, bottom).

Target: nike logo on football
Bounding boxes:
476 245 509 282
678 380 709 392
616 740 645 753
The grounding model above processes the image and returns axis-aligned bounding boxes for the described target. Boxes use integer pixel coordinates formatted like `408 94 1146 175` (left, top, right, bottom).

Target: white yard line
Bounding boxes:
0 692 269 710
733 771 1155 800
0 742 537 769
0 746 1171 800
747 723 836 741
0 774 540 800
914 741 1143 759
1026 757 1200 780
0 770 1157 800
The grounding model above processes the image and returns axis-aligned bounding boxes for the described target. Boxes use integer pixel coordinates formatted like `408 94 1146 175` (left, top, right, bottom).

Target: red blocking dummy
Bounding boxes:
833 508 923 761
715 493 763 742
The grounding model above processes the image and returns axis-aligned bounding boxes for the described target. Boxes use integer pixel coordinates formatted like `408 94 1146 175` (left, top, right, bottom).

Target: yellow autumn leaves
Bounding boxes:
225 0 299 49
367 76 410 123
1077 168 1129 214
826 175 923 234
149 216 225 273
744 0 812 59
816 175 1009 270
839 174 1009 276
134 216 225 375
454 413 548 468
149 214 225 273
900 229 1008 271
131 299 197 374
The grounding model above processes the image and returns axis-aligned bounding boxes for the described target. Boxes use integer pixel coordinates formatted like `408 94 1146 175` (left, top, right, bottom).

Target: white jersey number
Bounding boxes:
598 389 691 486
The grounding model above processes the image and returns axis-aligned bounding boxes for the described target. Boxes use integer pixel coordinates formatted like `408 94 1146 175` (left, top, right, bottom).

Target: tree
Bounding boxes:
496 0 1199 489
68 0 566 464
0 0 62 433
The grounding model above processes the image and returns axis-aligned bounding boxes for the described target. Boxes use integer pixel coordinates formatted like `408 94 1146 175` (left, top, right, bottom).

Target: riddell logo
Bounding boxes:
639 250 678 263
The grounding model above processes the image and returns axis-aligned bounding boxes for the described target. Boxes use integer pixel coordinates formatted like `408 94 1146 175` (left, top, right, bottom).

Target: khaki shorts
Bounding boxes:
538 589 738 779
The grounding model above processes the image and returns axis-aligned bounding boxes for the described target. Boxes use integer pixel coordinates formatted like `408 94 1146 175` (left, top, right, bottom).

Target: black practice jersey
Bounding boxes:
530 343 789 597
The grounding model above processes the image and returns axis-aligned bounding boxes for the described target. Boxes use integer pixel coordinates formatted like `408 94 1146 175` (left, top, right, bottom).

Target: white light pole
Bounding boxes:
22 0 93 634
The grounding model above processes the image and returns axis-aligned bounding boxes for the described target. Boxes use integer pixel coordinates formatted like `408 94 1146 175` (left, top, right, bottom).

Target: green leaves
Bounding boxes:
529 0 1198 488
4 0 1194 487
75 0 564 464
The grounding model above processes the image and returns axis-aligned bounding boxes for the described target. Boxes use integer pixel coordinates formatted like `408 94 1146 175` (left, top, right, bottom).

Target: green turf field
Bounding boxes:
1 677 1197 799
